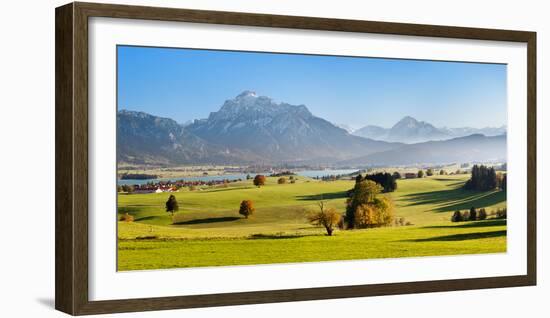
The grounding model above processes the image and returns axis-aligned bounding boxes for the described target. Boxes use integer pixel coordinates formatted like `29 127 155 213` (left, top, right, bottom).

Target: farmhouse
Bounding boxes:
155 186 175 193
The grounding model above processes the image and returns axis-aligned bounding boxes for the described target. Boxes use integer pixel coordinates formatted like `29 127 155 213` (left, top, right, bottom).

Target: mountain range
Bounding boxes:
339 134 506 166
352 116 506 144
118 91 506 166
117 110 253 165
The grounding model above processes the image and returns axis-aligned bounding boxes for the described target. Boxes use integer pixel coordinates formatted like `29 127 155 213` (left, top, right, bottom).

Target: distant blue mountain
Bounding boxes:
353 116 506 144
118 91 401 165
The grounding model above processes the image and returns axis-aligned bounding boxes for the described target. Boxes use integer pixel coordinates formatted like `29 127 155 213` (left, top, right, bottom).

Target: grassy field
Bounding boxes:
117 175 507 271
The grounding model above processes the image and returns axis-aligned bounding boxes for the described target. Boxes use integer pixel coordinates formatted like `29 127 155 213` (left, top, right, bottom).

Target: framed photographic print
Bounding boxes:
55 2 536 315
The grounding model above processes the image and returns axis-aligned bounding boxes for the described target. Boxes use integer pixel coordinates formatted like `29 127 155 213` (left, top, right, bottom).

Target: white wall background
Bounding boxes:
0 0 547 317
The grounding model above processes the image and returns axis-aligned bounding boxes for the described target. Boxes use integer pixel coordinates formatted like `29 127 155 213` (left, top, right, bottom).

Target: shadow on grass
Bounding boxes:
423 219 506 229
406 230 506 242
248 233 309 240
296 191 348 201
117 207 140 214
134 215 165 222
403 187 506 212
173 216 241 225
196 186 252 193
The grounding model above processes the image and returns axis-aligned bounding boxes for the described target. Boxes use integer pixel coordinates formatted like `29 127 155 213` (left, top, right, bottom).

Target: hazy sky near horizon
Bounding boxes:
118 45 507 129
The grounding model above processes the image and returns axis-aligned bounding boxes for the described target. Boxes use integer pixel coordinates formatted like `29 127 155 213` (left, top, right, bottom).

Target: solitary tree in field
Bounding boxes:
469 207 477 221
417 170 424 178
239 200 255 219
440 169 446 175
165 195 179 218
277 177 287 184
426 168 434 176
253 174 266 187
308 201 342 236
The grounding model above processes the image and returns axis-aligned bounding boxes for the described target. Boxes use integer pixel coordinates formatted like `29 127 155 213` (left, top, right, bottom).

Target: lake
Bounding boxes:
117 169 358 186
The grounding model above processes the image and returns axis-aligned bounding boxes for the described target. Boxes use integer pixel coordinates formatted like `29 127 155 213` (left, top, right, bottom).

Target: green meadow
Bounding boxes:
117 175 507 271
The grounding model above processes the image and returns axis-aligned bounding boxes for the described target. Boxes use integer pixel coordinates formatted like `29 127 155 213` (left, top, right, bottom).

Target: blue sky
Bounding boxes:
118 45 507 129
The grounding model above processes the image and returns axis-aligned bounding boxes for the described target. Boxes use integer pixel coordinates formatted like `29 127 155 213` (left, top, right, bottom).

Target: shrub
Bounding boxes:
451 210 463 222
478 208 487 220
119 213 134 222
426 168 434 176
417 170 424 178
394 217 406 226
239 200 255 219
277 177 287 184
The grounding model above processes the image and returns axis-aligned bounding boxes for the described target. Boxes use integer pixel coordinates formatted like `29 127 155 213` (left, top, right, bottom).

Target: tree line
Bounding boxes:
451 207 507 222
355 172 397 193
464 164 506 191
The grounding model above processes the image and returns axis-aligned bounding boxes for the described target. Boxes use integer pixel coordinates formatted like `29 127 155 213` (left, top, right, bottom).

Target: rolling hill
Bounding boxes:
340 134 506 166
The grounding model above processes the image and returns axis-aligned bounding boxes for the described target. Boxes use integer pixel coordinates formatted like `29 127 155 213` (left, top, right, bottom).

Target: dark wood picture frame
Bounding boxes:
55 2 537 315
